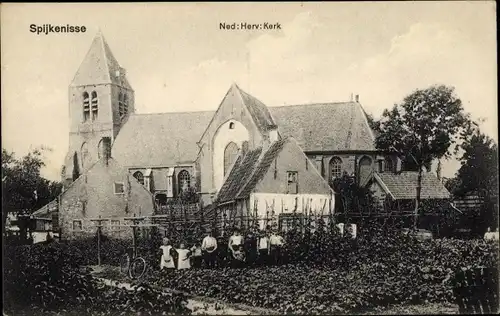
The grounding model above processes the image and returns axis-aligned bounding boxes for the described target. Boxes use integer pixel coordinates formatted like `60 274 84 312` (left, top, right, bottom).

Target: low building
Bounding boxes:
372 171 451 207
214 137 334 233
57 138 155 239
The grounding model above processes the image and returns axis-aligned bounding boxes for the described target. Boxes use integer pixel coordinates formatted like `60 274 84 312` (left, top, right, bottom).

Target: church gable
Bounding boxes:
198 83 276 194
198 83 275 148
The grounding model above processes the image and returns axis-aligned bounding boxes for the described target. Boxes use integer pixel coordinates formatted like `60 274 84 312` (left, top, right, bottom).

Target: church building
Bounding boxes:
38 32 450 237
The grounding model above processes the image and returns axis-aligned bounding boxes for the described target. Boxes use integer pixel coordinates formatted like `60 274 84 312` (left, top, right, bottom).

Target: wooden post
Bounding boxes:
90 215 108 266
123 213 146 258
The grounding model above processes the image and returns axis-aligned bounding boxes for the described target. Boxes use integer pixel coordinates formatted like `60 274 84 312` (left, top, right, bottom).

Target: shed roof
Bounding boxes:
374 172 451 200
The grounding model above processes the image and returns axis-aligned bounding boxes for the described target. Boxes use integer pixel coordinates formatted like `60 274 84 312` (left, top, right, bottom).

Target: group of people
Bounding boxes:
159 227 286 271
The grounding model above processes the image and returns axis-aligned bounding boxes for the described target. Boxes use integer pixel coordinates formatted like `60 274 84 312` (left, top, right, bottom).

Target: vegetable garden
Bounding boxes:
4 221 499 315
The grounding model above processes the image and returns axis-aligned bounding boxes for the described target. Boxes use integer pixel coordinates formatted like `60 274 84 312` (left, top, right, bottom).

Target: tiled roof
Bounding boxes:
71 32 132 89
269 102 376 151
236 85 277 132
111 88 377 167
216 147 264 203
32 199 58 218
237 139 287 198
216 138 288 203
374 172 451 200
112 111 214 167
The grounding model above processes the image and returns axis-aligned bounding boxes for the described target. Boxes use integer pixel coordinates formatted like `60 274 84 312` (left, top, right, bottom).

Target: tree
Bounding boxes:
454 129 498 231
374 85 472 228
455 130 498 197
2 148 62 231
365 113 380 132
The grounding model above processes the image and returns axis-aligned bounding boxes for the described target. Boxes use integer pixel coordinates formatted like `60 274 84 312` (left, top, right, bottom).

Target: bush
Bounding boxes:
3 242 191 315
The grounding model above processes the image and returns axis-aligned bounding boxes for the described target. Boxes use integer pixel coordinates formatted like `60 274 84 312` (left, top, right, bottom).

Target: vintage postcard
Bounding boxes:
2 2 498 315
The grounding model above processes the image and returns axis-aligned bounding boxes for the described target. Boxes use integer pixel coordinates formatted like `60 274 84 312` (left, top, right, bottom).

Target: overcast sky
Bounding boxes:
1 2 497 181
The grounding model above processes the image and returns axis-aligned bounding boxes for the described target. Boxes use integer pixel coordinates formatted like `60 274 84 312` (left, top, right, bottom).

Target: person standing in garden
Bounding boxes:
269 230 285 265
159 237 176 271
217 232 228 268
201 229 218 268
257 229 270 265
228 227 244 263
176 242 191 270
244 227 258 266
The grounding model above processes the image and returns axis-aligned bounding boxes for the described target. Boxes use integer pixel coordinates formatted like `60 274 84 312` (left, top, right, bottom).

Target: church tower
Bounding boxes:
61 31 135 188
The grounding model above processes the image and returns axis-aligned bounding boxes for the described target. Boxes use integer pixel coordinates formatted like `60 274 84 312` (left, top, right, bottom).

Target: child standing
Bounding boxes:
176 242 191 270
159 237 176 270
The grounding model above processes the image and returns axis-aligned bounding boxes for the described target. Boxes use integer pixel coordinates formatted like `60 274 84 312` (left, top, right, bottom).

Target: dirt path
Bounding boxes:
96 276 252 315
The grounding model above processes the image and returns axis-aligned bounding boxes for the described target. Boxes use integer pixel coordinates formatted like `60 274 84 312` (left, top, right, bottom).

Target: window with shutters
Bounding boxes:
83 92 90 122
287 171 298 194
123 94 128 115
91 91 98 121
119 92 125 118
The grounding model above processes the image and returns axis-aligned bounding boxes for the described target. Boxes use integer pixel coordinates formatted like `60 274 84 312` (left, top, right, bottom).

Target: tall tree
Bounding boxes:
454 130 498 231
374 85 471 228
2 148 62 231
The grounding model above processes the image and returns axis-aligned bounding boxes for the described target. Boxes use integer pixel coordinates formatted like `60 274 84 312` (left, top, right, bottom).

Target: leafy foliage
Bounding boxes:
2 148 62 229
331 173 378 216
448 129 499 232
3 242 191 315
374 85 471 167
130 224 498 315
454 130 498 198
373 85 472 227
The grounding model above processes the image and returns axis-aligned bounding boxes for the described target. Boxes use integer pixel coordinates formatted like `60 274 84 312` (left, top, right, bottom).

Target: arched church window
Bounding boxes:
224 142 239 176
229 122 235 129
329 157 342 180
97 139 103 159
83 92 90 122
91 91 98 121
178 170 190 194
384 157 394 173
81 142 89 169
133 171 144 185
358 156 373 186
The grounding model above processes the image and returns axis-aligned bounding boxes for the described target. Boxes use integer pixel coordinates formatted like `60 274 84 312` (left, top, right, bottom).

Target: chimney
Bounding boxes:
100 137 112 164
355 94 359 103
